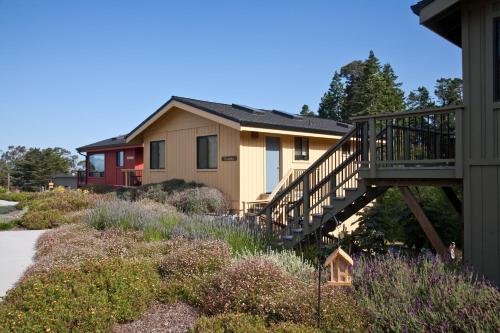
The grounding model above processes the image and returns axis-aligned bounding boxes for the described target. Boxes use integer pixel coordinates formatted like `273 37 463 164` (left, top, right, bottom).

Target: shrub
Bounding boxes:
352 255 500 333
0 258 160 333
191 314 322 333
191 313 268 333
201 257 366 331
0 192 30 203
200 258 307 322
25 224 156 276
235 248 315 283
28 190 95 213
0 220 17 231
81 183 115 194
158 239 231 304
271 322 322 333
86 200 180 241
172 215 265 253
159 239 231 277
0 186 6 193
117 178 202 201
167 187 228 214
19 209 63 229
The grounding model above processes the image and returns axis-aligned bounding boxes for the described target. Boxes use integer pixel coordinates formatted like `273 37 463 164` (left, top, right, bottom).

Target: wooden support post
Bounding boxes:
399 186 448 259
362 122 369 161
368 117 377 178
387 123 393 161
329 172 337 205
265 206 273 239
303 176 310 232
403 127 410 160
454 108 463 178
441 187 462 215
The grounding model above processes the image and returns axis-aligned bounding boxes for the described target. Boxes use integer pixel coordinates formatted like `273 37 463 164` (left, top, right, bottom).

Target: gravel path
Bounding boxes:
0 230 45 297
113 302 199 333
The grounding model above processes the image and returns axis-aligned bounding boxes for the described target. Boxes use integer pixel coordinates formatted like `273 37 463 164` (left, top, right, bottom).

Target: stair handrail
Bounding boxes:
257 126 359 216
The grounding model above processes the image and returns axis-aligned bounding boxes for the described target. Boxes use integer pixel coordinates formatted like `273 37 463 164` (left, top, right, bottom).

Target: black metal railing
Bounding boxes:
351 105 463 174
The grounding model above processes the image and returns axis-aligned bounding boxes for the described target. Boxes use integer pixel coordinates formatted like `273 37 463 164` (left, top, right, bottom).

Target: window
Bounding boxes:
294 137 309 160
197 135 218 169
496 19 500 101
150 140 165 169
116 151 124 167
89 154 105 177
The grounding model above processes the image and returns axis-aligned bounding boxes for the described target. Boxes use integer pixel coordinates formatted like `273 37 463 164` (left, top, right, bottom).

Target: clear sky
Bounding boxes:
0 0 461 155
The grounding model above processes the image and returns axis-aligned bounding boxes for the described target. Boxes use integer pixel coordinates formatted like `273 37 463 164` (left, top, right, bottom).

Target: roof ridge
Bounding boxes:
173 95 272 113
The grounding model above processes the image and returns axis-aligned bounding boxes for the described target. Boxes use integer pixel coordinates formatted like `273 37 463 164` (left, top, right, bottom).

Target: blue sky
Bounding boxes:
0 0 461 155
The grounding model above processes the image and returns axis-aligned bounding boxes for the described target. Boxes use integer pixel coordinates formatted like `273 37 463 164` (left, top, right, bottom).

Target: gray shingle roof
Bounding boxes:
76 135 130 152
411 0 435 15
128 96 352 138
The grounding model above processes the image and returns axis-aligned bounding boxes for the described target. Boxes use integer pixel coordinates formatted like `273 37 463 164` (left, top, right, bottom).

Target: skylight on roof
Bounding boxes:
232 104 265 114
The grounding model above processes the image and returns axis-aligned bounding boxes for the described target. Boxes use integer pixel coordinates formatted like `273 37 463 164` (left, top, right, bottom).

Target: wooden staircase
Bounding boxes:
250 106 462 248
248 125 383 248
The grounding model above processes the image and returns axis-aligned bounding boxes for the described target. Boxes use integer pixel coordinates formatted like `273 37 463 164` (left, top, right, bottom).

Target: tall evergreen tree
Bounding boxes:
300 104 314 116
435 78 463 106
406 86 435 110
11 147 76 191
317 71 346 121
319 51 405 122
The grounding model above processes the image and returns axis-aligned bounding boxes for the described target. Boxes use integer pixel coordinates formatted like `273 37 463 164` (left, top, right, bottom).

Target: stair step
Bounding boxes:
312 213 322 218
332 197 346 201
323 205 334 210
291 228 303 234
345 187 358 192
282 235 294 241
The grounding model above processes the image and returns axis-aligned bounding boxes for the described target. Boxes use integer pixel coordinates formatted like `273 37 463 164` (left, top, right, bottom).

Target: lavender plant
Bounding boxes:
170 214 266 253
87 200 180 241
234 248 315 283
352 254 500 332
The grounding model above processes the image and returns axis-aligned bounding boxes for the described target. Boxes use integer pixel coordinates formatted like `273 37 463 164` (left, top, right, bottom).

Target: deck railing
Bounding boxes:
351 105 463 178
122 169 143 187
243 168 306 214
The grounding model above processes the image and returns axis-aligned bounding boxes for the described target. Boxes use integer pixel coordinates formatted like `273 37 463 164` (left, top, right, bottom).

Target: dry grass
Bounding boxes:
112 301 198 333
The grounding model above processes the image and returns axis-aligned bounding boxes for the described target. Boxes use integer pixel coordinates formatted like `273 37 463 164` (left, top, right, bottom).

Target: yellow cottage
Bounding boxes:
124 96 351 213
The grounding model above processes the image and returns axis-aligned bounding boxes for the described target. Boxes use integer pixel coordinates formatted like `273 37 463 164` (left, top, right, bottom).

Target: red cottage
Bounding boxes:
76 135 143 187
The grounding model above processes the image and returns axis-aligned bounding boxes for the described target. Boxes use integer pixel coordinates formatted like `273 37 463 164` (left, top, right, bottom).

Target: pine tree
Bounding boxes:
435 78 463 106
406 86 435 110
300 104 314 116
318 71 346 121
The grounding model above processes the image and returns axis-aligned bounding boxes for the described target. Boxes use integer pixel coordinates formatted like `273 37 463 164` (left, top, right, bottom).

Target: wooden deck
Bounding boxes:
250 106 465 248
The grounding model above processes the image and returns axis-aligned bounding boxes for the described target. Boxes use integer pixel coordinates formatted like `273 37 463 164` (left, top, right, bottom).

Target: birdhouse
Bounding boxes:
324 247 353 286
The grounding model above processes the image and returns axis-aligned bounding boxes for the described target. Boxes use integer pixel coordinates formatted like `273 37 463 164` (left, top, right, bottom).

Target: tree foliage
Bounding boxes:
406 86 436 110
435 77 463 107
0 146 77 191
317 51 405 122
345 187 462 254
299 104 314 117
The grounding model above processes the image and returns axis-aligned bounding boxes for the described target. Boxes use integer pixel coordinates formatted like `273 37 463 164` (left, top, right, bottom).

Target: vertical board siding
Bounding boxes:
239 132 338 210
141 107 240 210
462 0 500 285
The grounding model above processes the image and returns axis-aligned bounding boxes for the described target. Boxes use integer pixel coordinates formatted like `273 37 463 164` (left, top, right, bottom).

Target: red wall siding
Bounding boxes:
86 146 143 187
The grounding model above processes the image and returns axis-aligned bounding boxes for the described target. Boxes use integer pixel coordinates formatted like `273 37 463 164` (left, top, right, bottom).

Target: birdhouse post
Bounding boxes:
324 247 353 286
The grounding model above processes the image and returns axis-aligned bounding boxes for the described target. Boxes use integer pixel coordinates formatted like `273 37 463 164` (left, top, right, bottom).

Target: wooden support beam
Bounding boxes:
441 187 462 215
398 186 448 259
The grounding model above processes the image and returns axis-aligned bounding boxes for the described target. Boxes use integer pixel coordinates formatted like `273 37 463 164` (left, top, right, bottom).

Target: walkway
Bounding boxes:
0 230 45 297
